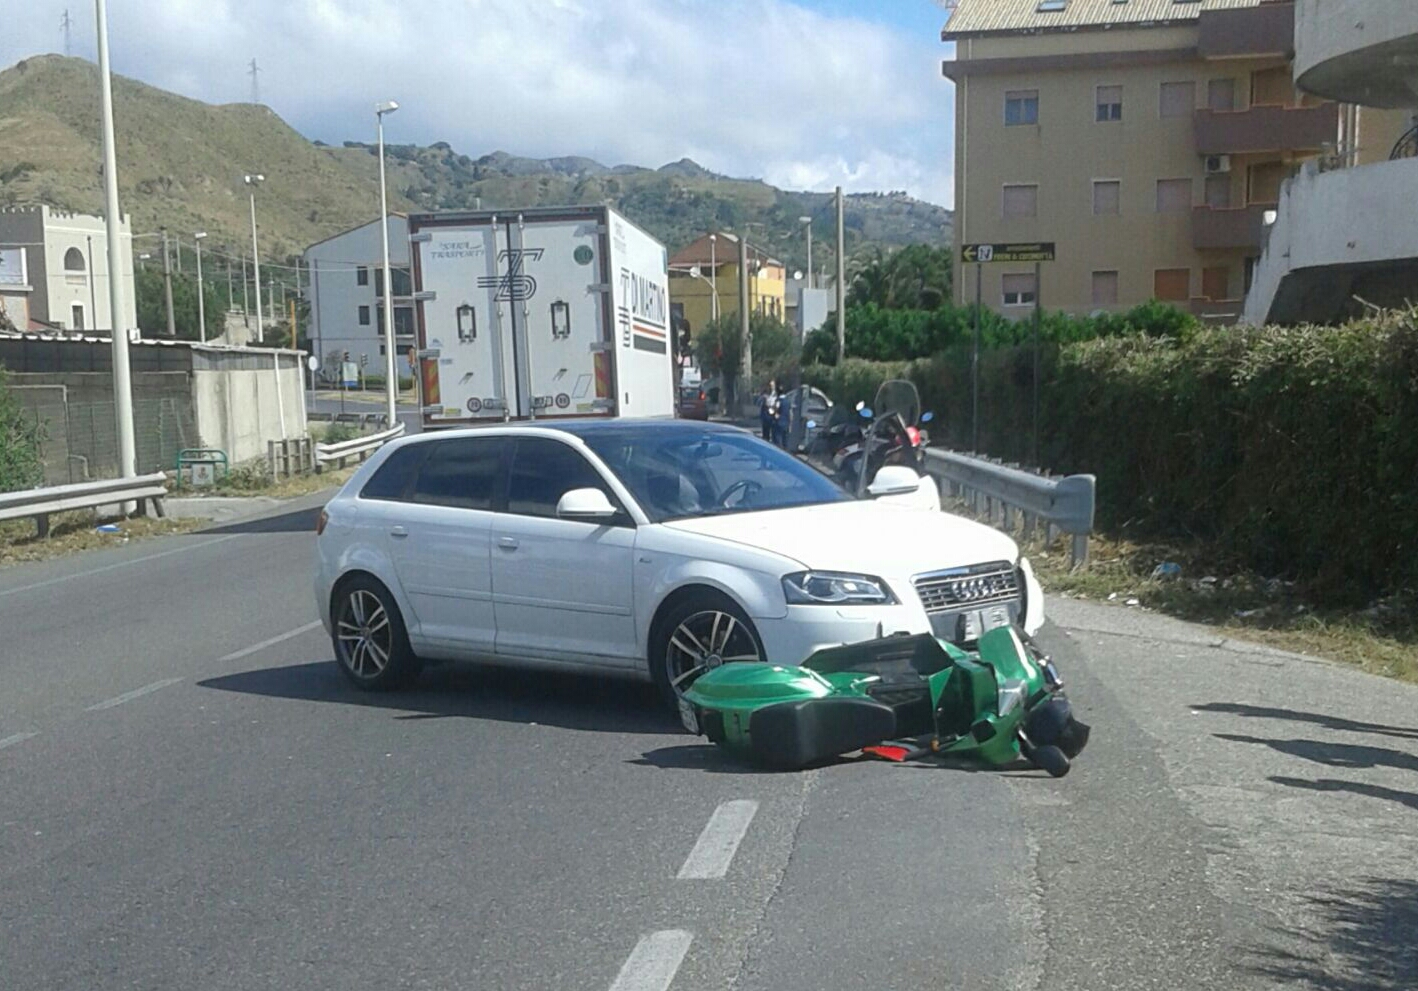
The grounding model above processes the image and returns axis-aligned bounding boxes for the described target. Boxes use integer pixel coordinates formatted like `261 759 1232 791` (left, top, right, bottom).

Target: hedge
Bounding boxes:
806 312 1418 602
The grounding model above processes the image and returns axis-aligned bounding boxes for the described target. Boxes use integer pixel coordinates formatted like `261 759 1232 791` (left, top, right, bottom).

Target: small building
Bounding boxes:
0 205 138 336
785 275 834 341
303 215 414 382
668 232 787 344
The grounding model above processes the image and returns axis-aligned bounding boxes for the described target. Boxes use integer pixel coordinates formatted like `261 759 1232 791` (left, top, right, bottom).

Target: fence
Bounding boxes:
12 386 196 486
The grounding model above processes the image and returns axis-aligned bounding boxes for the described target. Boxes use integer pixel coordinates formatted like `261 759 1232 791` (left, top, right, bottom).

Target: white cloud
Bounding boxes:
4 0 955 207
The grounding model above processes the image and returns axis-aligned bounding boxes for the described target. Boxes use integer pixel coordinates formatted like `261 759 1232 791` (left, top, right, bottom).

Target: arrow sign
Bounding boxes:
962 242 1055 264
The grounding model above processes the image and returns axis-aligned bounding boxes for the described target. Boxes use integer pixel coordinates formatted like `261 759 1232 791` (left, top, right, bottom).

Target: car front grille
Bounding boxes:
913 562 1020 615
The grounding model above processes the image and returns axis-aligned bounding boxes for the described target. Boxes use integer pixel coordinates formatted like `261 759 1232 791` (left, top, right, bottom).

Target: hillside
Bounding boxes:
0 55 952 273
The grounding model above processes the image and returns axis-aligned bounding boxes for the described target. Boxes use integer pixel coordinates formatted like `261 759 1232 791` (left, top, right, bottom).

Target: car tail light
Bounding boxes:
316 508 329 535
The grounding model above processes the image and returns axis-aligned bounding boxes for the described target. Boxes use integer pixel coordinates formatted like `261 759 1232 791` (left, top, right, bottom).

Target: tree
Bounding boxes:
0 365 44 492
847 244 953 311
135 266 231 341
693 311 800 404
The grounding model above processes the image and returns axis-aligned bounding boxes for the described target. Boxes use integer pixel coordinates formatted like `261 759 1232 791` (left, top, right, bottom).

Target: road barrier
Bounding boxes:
314 423 405 472
924 450 1096 568
0 473 168 539
268 438 315 481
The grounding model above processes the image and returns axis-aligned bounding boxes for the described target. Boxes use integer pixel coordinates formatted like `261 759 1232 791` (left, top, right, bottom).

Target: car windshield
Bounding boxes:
582 426 850 522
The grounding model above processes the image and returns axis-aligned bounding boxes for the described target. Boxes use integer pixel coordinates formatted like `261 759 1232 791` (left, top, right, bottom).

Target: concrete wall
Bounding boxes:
191 350 308 464
304 216 413 382
1242 155 1418 324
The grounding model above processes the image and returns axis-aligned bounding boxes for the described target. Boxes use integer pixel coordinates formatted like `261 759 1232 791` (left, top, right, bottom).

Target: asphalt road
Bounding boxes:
1 496 1415 990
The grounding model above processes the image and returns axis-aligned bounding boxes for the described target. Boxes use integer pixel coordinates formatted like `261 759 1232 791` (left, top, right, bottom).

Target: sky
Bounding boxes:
5 1 958 207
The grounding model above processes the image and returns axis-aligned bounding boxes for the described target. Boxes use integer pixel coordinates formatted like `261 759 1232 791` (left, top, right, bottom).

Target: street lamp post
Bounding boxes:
375 100 400 427
244 173 265 341
709 233 717 322
683 265 718 322
194 231 207 343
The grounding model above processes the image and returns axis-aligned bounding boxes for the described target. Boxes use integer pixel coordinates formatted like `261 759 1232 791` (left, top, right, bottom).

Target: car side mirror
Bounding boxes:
867 465 924 497
556 487 619 521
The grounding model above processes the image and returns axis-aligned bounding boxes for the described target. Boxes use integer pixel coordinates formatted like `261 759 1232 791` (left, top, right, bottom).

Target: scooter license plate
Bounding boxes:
961 605 1014 641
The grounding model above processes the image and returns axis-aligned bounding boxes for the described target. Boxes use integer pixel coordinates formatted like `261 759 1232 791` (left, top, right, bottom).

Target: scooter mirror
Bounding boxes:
921 411 935 423
805 420 817 429
859 407 874 419
854 401 865 412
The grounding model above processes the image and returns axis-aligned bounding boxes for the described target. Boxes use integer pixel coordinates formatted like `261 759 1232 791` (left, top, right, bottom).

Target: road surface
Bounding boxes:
1 495 1414 990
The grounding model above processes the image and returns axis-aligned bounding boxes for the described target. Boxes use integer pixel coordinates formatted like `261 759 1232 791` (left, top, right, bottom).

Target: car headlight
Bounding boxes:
782 571 897 605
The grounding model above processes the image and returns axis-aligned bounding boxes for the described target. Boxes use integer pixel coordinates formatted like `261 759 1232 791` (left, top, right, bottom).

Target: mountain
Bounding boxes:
0 55 952 275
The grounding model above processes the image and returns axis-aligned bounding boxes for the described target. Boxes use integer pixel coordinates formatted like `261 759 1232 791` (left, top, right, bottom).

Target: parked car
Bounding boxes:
314 420 1044 706
677 384 709 420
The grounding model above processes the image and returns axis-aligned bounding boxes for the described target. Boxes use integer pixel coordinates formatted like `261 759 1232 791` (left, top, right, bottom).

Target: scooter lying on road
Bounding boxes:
679 626 1090 777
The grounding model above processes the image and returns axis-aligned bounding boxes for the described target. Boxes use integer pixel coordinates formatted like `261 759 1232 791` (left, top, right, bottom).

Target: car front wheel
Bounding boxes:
332 576 422 691
652 591 764 709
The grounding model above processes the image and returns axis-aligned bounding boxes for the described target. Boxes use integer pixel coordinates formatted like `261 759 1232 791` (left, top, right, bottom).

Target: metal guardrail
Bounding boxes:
924 449 1097 568
314 423 406 471
0 473 168 538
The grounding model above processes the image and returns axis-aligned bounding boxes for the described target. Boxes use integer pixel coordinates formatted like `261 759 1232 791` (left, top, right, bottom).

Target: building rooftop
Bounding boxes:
943 0 1268 38
669 232 781 269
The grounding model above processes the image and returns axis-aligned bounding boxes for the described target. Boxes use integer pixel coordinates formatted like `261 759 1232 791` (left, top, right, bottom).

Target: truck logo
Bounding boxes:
477 249 544 301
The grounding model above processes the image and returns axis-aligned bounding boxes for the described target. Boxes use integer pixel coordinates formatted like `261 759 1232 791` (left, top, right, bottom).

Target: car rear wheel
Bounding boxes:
332 576 422 691
652 592 764 710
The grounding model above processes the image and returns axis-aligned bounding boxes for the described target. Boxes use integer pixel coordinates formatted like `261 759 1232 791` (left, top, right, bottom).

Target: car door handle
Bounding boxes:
498 536 519 551
390 526 408 539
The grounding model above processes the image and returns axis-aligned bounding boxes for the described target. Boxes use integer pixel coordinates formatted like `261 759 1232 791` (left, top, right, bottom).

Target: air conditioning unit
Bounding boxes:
1204 154 1232 174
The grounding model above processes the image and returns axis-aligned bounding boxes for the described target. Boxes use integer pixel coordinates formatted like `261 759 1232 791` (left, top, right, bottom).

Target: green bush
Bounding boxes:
321 423 359 445
808 311 1418 603
0 365 44 493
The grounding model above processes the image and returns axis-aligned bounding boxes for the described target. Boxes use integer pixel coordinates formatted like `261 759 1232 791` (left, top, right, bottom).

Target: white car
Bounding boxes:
313 420 1044 703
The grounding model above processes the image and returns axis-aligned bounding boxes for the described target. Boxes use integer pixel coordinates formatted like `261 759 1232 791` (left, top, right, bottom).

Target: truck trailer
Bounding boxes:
408 206 675 427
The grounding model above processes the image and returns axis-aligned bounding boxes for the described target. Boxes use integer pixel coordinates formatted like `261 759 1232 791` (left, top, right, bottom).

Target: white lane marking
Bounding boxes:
0 731 38 751
86 678 183 712
219 621 323 662
0 535 240 601
676 799 759 880
607 931 693 991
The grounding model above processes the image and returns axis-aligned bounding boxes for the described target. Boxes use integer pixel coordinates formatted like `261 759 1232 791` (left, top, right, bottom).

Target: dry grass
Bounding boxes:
941 497 1418 684
0 511 204 569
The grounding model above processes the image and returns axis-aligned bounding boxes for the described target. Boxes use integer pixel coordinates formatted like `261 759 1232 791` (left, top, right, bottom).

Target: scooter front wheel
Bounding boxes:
1020 737 1071 778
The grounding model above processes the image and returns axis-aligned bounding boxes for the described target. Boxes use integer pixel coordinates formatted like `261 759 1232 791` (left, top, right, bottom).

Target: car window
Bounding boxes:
359 443 427 501
409 437 506 510
507 438 619 520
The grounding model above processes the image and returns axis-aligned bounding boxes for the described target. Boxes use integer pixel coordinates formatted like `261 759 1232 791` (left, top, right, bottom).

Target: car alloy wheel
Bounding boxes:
666 608 762 696
337 588 392 680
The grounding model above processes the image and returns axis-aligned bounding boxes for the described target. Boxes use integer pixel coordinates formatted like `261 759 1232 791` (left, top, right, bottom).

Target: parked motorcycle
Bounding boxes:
680 626 1090 777
830 379 934 496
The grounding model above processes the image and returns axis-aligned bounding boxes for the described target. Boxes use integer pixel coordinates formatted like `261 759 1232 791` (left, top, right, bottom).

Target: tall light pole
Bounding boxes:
683 266 718 321
799 216 813 289
194 231 208 343
94 0 137 483
375 100 400 427
244 173 265 341
709 233 717 323
835 186 846 364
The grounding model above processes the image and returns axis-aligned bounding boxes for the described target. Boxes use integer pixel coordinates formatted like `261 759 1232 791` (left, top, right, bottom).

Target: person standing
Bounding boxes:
774 384 791 448
758 380 777 442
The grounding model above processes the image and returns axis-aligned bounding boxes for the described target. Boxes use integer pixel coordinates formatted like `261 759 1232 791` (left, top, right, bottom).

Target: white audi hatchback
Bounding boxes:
314 419 1044 703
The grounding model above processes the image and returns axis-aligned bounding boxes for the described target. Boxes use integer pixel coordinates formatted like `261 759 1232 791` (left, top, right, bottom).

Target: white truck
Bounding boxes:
408 206 675 426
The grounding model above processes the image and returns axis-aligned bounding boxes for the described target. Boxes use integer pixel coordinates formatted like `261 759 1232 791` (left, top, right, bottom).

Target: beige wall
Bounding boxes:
952 22 1338 316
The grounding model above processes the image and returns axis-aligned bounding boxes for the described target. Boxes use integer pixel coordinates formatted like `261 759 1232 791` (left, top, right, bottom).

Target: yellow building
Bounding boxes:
668 232 787 342
943 0 1411 319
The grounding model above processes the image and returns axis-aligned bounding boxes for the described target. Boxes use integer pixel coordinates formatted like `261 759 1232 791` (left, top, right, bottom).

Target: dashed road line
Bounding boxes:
0 731 38 751
608 930 693 991
86 678 183 712
677 799 759 880
0 536 240 600
219 621 324 662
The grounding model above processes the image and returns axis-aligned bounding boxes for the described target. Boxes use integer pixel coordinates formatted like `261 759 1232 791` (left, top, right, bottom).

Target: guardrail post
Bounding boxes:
1070 533 1089 570
35 514 49 539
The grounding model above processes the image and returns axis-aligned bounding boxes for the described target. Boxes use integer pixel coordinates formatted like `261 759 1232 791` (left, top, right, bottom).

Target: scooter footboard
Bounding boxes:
748 696 898 770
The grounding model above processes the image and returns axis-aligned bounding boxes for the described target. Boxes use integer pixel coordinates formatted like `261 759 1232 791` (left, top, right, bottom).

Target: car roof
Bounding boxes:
403 418 745 444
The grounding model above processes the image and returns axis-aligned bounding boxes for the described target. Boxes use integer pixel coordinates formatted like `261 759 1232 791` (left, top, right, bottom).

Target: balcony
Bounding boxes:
1193 103 1339 156
1192 204 1272 251
1295 0 1418 108
1198 2 1294 60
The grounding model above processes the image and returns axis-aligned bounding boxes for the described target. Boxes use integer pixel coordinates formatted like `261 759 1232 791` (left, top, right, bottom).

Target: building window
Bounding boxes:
1159 80 1196 118
1205 174 1232 209
1092 180 1121 215
1002 184 1038 219
1091 271 1119 306
1002 272 1037 307
63 247 86 272
1207 78 1236 112
1153 269 1190 302
71 304 85 329
1156 178 1193 214
1096 85 1122 122
1005 90 1039 126
356 265 369 286
1202 266 1230 301
373 267 412 297
358 305 371 325
379 304 416 337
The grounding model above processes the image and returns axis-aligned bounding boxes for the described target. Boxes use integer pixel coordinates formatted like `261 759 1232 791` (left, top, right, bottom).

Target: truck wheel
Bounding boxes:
332 576 422 691
651 591 763 712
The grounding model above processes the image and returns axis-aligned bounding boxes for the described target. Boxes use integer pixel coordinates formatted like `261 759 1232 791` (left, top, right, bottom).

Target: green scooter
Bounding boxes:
680 626 1090 776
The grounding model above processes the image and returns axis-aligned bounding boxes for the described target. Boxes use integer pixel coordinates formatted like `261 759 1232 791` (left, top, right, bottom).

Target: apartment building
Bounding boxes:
943 0 1410 320
303 215 414 381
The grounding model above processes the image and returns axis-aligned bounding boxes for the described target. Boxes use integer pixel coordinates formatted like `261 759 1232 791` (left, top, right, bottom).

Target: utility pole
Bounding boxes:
194 231 207 343
248 58 260 105
738 235 751 412
226 259 234 309
835 186 846 363
95 0 137 485
799 216 813 289
376 100 401 427
160 227 176 337
84 235 98 330
241 253 250 328
61 9 72 56
293 258 302 350
268 277 275 324
244 173 264 341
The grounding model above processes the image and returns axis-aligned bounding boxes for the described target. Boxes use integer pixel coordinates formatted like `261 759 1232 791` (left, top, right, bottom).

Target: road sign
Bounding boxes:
962 242 1056 264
